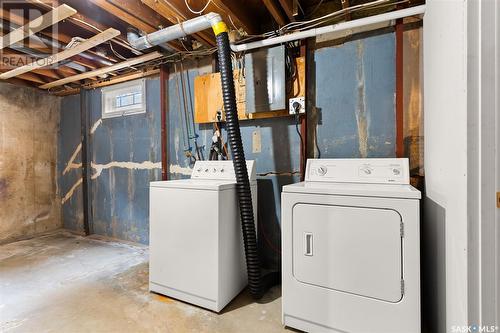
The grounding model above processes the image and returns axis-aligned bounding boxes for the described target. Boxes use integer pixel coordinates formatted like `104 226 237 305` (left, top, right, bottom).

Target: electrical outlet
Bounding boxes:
289 97 305 115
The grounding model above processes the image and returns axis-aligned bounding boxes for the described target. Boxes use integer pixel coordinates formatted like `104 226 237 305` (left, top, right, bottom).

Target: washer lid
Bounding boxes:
283 181 421 199
150 179 239 191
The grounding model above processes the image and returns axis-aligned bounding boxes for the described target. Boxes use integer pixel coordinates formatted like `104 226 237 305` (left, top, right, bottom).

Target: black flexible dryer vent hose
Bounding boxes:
215 31 279 299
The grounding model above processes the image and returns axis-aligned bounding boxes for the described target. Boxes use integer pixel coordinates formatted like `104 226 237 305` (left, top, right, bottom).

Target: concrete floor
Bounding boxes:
0 231 292 333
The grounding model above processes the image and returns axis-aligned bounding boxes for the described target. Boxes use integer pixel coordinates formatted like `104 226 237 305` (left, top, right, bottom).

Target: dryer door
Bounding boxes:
292 204 403 302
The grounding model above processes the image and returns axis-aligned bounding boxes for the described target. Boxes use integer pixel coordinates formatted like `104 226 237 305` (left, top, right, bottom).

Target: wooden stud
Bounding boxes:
0 28 121 80
160 65 169 180
395 18 404 158
40 51 162 89
341 0 352 21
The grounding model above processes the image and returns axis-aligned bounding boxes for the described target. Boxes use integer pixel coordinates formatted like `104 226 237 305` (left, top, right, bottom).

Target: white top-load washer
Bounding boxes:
281 158 421 333
149 160 256 312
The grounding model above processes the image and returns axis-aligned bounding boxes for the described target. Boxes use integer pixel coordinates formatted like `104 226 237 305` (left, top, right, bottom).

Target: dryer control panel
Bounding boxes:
305 158 410 184
191 160 256 182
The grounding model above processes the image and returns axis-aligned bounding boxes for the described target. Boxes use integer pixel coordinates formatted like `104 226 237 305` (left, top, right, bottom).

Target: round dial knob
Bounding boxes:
393 168 401 175
363 168 372 175
317 166 327 176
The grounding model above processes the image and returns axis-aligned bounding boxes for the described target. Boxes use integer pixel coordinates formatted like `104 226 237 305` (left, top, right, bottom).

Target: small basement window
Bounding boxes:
102 79 146 118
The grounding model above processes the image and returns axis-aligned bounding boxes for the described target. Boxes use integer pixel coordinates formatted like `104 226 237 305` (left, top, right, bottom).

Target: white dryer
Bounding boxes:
281 158 421 333
149 160 256 312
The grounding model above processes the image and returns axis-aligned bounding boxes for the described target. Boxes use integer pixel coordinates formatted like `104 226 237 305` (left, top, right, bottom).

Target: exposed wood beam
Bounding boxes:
0 4 76 50
262 0 287 26
198 0 260 34
277 0 296 22
141 0 215 47
0 28 120 79
84 67 159 89
160 65 168 180
53 67 160 96
33 68 62 80
40 51 162 89
25 0 141 55
0 7 121 64
87 0 183 51
1 48 78 77
0 70 46 84
4 77 38 88
395 18 403 158
341 0 351 21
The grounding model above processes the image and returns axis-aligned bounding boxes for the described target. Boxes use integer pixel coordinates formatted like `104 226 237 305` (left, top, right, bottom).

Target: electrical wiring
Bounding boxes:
214 121 229 159
297 0 408 31
184 0 212 15
279 0 390 31
295 114 304 166
108 42 127 60
231 0 408 47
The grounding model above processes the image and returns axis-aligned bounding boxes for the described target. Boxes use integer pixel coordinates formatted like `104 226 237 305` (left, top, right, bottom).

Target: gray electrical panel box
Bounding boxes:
244 45 286 114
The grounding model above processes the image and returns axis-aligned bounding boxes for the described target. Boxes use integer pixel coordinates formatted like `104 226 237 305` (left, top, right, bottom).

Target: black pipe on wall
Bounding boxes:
215 31 279 299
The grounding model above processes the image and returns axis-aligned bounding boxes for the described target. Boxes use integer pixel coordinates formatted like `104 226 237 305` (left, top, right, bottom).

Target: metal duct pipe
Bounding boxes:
127 12 222 50
230 5 426 52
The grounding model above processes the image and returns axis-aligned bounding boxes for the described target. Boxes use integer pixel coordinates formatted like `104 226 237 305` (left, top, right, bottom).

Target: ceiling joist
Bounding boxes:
40 51 163 89
25 0 141 55
277 0 296 22
262 0 288 26
0 4 77 50
0 28 120 79
141 0 215 47
87 0 183 51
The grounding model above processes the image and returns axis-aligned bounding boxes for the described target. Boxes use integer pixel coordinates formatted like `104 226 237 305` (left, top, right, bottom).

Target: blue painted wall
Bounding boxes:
87 78 162 244
312 33 395 158
59 31 396 261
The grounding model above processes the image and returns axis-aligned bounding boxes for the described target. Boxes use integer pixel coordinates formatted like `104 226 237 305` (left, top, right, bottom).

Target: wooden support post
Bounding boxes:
395 18 404 158
80 90 92 236
160 65 169 180
300 42 307 181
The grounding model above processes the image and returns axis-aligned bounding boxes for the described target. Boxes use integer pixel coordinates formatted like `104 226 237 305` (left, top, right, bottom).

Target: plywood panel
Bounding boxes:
194 57 305 123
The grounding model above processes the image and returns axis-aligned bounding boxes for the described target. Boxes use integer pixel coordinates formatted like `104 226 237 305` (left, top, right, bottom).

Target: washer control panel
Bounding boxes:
305 158 410 184
191 160 256 181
